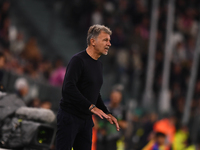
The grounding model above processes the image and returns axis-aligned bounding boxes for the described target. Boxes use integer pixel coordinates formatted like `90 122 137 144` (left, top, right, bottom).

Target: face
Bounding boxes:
110 91 122 105
20 87 29 97
40 102 52 109
92 31 111 55
157 136 165 145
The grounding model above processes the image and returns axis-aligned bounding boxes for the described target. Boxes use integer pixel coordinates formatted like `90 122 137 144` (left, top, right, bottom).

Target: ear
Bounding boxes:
90 38 96 46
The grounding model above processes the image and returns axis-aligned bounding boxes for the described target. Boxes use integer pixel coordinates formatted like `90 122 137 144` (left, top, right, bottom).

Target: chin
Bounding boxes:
102 51 108 55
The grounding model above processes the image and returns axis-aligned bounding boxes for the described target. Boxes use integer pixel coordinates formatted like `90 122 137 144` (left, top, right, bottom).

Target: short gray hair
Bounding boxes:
87 24 112 46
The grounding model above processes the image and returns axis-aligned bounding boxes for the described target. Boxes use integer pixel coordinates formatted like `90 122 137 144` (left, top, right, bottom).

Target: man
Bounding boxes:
97 89 127 150
14 77 29 99
56 25 120 150
142 132 170 150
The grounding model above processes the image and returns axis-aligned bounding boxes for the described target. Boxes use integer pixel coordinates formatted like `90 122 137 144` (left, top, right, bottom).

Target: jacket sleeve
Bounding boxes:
96 93 111 114
62 56 92 111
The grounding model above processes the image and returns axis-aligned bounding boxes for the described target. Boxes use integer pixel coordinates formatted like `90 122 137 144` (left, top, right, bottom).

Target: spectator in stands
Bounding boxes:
39 58 53 80
176 7 198 37
172 41 187 64
0 1 10 25
0 1 10 48
49 58 66 87
0 17 10 48
127 25 148 54
21 37 42 62
111 26 126 48
14 77 29 101
10 32 25 55
91 8 103 25
23 61 42 80
116 48 129 84
40 101 52 109
28 97 41 108
4 50 24 74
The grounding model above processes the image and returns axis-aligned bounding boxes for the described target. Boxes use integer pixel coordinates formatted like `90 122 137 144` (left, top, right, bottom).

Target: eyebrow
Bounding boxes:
103 38 111 40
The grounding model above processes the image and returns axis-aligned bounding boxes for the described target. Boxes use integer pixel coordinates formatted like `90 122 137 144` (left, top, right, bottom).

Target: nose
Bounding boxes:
108 41 111 47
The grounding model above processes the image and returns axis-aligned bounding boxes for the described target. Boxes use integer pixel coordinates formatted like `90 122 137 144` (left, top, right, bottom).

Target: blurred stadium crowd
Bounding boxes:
1 0 200 150
0 1 66 86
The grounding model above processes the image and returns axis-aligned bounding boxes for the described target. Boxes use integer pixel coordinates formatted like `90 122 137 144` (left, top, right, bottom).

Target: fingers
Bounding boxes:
93 110 120 131
114 120 120 131
93 110 103 119
101 112 111 119
109 116 120 131
107 118 113 124
91 107 111 119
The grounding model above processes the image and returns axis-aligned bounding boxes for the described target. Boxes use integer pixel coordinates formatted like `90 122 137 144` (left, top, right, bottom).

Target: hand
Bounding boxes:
90 106 111 120
107 114 120 131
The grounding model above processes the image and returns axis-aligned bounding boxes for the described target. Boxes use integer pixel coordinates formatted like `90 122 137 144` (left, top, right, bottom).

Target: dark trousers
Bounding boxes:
56 108 94 150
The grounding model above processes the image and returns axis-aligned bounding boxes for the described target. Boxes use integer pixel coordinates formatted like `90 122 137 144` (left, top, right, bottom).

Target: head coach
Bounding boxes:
56 24 120 150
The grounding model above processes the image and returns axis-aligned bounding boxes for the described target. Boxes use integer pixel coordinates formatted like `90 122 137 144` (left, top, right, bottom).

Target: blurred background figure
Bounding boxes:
97 89 127 150
172 125 196 150
49 58 66 87
14 77 29 99
40 100 52 109
10 32 25 55
153 114 176 146
142 132 170 150
28 97 41 108
21 37 41 63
